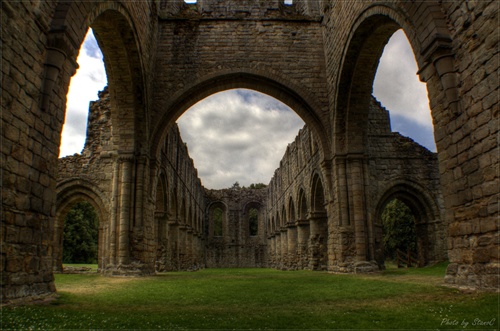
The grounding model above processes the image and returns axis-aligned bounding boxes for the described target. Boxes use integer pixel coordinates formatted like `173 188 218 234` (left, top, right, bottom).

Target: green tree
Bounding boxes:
381 199 417 260
249 183 267 189
63 201 99 264
213 207 223 236
248 208 259 236
230 182 241 190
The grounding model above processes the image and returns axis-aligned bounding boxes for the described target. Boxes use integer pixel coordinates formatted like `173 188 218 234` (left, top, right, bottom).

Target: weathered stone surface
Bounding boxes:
2 0 498 302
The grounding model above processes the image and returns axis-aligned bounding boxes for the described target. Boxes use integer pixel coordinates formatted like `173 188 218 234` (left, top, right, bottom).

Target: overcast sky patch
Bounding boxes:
177 89 305 189
60 29 107 157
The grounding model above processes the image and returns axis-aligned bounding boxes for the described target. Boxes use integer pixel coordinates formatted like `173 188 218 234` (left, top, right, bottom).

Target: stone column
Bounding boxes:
155 212 168 272
118 156 134 265
348 157 367 262
134 157 147 228
109 158 120 266
269 234 275 267
287 223 298 269
308 212 328 270
296 219 310 269
168 219 179 270
280 227 288 268
275 231 281 266
178 224 187 269
186 227 193 268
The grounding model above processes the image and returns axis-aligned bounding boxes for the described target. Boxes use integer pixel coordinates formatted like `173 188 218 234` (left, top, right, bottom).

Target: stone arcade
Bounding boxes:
2 0 498 302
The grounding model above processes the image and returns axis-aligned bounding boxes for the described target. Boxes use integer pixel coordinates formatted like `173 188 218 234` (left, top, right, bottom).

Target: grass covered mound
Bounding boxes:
2 263 498 330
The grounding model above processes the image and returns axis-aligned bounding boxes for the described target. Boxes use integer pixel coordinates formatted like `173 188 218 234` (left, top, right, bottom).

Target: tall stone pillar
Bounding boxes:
275 231 281 266
308 212 328 270
287 223 298 269
109 158 120 266
186 227 193 268
347 157 378 273
178 224 187 269
118 156 134 265
280 227 288 268
296 219 310 269
155 212 168 271
168 219 179 270
348 157 367 262
269 235 276 267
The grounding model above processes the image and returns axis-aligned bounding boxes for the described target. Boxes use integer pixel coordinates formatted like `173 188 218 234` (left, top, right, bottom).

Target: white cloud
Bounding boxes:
59 29 107 157
373 29 436 151
177 89 304 189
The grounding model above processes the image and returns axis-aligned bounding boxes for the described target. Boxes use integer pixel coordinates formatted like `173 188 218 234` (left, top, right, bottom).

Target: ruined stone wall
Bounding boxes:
56 87 207 274
266 98 446 272
2 0 158 302
364 99 446 267
154 124 206 272
320 0 497 290
438 1 499 291
2 0 498 302
204 188 267 268
266 123 324 270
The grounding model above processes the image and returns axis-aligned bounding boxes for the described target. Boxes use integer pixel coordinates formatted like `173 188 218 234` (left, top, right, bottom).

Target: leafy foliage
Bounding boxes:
248 183 267 189
248 208 258 236
230 182 241 190
213 207 223 236
381 199 417 260
229 182 267 189
63 202 99 264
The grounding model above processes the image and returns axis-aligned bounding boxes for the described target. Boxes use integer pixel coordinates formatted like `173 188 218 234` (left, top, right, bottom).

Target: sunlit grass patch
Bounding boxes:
2 265 498 330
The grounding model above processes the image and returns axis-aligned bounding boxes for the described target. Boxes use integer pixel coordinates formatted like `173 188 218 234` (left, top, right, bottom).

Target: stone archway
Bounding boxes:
309 173 328 270
150 71 332 166
55 179 109 272
373 182 446 268
330 3 456 271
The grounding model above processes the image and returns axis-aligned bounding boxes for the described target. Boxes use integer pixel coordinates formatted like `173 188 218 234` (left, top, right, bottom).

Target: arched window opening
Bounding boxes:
177 89 304 189
311 175 326 213
281 206 287 227
288 197 296 224
380 198 417 267
373 29 436 152
63 201 99 269
213 207 223 237
249 208 259 236
298 189 308 220
184 0 197 3
60 29 107 158
284 0 293 5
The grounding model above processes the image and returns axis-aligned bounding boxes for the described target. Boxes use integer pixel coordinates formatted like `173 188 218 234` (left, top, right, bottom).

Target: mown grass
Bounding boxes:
62 263 99 271
2 263 498 330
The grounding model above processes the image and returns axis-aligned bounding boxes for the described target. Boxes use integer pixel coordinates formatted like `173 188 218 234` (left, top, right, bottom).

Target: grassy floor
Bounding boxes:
2 263 498 330
62 263 99 271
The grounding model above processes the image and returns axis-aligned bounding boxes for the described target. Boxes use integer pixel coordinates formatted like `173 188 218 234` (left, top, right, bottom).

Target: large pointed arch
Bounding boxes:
43 2 149 155
150 70 331 163
333 3 455 156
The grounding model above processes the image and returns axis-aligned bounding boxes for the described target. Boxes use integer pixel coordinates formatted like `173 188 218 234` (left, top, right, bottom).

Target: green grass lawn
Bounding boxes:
62 263 99 271
2 263 498 330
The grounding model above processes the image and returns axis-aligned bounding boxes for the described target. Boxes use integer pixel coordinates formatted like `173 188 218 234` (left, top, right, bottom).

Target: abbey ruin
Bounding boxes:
2 0 498 302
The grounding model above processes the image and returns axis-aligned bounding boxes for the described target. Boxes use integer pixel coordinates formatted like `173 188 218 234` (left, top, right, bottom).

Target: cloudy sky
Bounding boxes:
60 29 435 189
